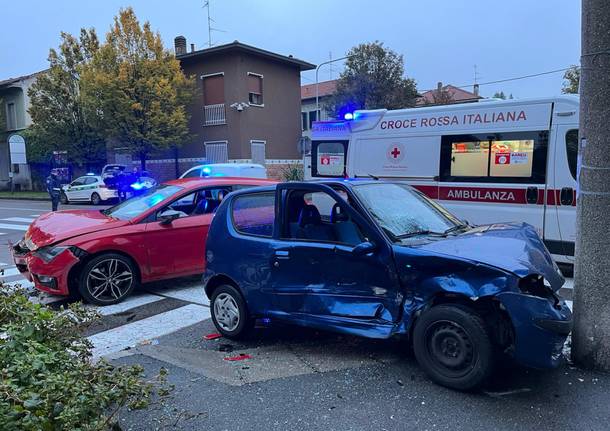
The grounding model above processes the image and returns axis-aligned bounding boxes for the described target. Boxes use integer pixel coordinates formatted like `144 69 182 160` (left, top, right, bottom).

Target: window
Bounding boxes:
84 177 98 185
202 73 225 126
251 140 266 165
301 112 308 131
232 192 275 237
566 129 578 180
6 102 16 130
313 141 347 177
71 178 86 186
440 131 548 184
182 167 202 178
248 73 263 106
205 141 228 163
308 110 318 129
103 185 183 220
282 188 364 246
162 187 231 217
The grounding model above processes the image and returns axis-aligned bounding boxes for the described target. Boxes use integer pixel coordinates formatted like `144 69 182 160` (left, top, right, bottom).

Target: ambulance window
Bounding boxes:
440 131 548 184
315 141 346 177
489 139 534 178
449 141 490 177
566 129 578 180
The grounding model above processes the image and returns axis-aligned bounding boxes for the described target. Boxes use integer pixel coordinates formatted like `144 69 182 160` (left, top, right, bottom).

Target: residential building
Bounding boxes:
0 71 43 190
126 38 315 181
301 79 337 139
417 82 482 106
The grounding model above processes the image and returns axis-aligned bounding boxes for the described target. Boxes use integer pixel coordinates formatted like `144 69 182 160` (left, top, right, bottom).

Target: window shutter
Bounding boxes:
247 74 262 94
203 75 225 105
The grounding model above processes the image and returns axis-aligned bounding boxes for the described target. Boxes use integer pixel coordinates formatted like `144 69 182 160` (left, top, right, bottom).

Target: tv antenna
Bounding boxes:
203 0 226 47
473 64 480 84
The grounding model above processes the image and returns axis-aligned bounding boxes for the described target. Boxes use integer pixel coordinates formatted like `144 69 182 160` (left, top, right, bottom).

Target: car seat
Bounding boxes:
330 204 363 246
296 204 335 241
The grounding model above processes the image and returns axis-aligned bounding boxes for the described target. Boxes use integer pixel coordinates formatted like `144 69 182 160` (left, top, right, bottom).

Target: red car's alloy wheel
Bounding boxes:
79 254 136 305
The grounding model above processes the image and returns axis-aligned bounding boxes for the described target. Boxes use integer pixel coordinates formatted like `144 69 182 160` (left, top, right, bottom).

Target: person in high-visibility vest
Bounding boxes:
45 170 62 211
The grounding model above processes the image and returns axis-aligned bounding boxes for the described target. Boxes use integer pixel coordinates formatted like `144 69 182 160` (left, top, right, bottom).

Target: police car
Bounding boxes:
60 174 118 205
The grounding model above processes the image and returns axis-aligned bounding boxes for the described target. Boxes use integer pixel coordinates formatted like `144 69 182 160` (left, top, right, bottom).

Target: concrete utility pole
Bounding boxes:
572 0 610 370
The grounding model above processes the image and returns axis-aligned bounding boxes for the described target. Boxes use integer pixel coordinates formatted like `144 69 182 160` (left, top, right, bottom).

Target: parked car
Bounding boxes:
60 174 118 205
180 163 267 179
203 179 572 390
12 177 276 305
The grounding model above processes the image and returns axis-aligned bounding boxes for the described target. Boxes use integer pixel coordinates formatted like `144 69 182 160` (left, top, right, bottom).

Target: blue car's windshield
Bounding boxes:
352 183 462 239
103 185 183 220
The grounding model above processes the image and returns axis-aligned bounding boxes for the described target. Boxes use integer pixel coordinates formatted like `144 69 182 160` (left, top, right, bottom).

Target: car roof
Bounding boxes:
164 177 277 190
188 163 265 169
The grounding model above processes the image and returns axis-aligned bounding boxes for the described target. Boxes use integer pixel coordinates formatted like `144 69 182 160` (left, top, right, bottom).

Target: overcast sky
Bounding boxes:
1 0 580 98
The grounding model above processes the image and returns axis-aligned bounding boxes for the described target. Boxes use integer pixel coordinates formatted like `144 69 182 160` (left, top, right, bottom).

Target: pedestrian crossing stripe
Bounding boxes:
89 304 210 359
0 223 28 231
1 217 35 223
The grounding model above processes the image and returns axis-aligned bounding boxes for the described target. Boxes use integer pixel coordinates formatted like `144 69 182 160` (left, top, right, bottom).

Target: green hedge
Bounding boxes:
0 286 161 430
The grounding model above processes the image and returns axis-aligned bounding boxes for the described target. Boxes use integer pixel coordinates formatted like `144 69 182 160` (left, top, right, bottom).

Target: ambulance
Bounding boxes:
308 96 579 266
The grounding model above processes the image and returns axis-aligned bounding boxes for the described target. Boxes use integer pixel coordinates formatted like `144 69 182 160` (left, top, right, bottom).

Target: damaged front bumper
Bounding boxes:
11 242 83 296
498 291 572 369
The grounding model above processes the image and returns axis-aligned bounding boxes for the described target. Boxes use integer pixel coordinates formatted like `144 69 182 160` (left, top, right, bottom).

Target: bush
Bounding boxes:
0 286 157 430
281 164 304 181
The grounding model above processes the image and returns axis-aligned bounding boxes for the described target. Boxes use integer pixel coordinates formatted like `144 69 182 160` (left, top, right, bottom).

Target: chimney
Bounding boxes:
190 43 195 52
437 81 443 92
174 36 187 56
473 83 480 97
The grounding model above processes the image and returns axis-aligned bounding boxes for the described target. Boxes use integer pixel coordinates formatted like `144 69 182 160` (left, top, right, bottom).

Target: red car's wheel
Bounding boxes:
78 253 138 305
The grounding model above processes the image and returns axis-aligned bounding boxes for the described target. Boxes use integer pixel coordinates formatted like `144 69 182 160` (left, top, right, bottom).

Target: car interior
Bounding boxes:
159 187 231 219
284 189 365 246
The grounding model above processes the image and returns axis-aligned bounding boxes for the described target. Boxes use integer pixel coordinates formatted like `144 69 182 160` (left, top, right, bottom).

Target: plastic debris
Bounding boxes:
203 333 222 340
224 353 252 361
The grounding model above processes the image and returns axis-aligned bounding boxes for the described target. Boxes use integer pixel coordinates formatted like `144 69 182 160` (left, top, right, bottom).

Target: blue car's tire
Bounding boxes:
210 285 252 339
413 304 493 391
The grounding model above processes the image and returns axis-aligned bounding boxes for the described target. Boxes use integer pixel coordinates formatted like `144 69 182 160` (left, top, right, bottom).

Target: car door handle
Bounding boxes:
275 250 290 259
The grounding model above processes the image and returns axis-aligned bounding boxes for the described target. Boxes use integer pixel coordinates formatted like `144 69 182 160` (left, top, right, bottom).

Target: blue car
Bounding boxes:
203 180 572 390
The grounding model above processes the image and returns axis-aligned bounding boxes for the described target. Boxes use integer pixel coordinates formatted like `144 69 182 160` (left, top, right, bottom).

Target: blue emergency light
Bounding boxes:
344 113 354 120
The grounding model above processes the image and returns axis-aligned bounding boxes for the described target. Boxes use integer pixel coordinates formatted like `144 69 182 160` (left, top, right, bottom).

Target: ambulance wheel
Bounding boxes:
60 192 69 204
413 305 493 391
91 192 102 205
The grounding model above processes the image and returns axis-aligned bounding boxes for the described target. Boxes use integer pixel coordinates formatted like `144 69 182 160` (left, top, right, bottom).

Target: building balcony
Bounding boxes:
204 103 226 126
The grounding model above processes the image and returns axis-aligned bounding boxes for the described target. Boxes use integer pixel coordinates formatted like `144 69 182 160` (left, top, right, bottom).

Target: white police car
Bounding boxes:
60 175 118 205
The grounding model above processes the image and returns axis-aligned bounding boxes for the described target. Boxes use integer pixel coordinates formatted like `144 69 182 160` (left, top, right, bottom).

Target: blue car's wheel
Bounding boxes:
210 285 252 339
413 305 493 391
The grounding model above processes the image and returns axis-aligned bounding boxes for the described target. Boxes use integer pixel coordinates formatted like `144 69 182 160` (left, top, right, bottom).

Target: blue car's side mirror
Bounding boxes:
352 241 377 256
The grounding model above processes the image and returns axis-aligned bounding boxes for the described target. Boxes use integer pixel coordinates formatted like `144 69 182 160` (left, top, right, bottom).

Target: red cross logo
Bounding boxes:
390 147 401 159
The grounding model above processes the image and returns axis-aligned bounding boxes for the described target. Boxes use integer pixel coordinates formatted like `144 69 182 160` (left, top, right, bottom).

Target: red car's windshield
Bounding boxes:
103 185 183 220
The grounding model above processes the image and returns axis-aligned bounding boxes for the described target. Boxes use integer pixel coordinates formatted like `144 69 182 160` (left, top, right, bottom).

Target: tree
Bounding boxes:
27 29 105 166
325 42 418 118
82 8 196 169
493 91 507 99
562 65 580 94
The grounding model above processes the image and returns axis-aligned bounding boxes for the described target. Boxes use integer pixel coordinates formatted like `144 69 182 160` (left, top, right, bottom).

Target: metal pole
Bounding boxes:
572 0 610 371
315 55 352 113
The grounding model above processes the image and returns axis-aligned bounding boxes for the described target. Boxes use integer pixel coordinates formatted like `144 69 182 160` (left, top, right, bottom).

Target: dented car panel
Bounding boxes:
203 179 572 371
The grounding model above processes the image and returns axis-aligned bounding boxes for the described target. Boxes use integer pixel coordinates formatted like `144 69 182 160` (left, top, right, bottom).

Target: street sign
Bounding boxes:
8 134 27 164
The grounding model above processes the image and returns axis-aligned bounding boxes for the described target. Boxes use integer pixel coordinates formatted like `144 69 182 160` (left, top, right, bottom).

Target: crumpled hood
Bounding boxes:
406 222 565 291
26 210 129 249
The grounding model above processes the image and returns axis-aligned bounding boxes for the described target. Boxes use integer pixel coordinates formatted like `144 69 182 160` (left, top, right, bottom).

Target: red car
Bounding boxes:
12 177 276 305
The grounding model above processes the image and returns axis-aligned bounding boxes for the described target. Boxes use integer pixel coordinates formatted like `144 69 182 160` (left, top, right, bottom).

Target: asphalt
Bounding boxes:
114 319 610 431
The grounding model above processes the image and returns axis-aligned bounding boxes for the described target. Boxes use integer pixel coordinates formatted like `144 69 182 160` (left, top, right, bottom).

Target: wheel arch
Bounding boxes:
204 273 240 299
68 249 142 295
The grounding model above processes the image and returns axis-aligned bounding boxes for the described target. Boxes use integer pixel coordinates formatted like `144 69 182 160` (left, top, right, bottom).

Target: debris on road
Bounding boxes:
203 332 222 340
224 353 252 361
